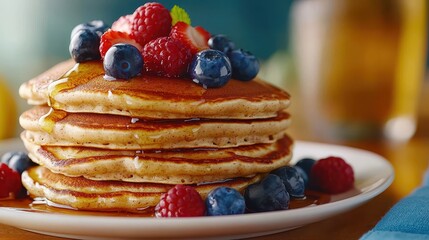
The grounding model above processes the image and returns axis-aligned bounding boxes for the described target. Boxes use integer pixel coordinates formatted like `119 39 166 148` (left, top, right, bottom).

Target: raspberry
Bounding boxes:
155 185 205 217
310 156 354 194
99 29 143 59
143 37 192 77
131 2 172 46
0 163 22 199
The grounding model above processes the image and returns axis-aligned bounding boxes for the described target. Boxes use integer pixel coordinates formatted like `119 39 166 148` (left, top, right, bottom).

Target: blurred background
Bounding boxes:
0 0 427 142
0 2 427 235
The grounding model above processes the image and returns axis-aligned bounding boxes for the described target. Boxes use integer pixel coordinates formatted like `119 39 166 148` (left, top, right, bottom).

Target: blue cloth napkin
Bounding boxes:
361 171 429 240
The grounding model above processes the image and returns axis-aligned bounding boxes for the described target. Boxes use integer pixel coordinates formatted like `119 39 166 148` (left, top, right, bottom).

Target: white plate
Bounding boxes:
0 138 394 239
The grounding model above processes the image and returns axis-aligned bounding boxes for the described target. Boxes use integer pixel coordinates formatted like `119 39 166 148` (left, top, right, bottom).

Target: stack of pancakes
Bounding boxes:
18 60 292 211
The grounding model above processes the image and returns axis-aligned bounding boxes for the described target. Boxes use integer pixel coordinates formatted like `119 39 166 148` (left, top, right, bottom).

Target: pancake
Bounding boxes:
22 166 262 211
20 106 291 150
22 132 293 184
19 60 75 105
19 60 290 119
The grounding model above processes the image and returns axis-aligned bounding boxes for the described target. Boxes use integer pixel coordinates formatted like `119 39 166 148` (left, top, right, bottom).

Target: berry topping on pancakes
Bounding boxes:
131 3 172 46
103 44 143 80
111 15 133 34
208 34 235 54
69 29 102 63
68 2 261 86
189 49 232 88
170 21 210 55
143 37 192 77
70 20 109 39
99 30 142 59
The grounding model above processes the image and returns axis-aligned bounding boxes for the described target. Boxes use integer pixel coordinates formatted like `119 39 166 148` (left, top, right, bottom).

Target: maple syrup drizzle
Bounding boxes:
38 61 104 132
38 108 68 133
0 191 330 218
47 61 104 108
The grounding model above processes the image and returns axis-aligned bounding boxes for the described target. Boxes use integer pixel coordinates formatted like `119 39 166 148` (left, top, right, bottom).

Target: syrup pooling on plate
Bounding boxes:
0 198 154 217
0 192 329 217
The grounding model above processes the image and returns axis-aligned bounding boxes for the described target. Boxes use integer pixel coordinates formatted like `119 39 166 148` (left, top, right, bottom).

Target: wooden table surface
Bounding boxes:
2 82 429 239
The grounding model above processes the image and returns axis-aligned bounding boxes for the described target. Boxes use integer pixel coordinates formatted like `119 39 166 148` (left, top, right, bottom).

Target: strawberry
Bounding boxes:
111 14 133 34
143 37 192 78
99 29 143 58
0 163 22 199
170 22 211 55
131 2 172 46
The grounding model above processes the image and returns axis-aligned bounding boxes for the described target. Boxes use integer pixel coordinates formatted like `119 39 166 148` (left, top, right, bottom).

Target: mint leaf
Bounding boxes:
171 5 191 26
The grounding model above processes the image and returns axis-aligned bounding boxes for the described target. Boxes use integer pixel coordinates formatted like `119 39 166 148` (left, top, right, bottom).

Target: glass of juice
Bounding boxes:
292 0 427 141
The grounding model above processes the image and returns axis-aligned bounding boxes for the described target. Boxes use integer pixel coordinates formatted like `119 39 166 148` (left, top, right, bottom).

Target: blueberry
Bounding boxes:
103 44 143 80
294 166 309 187
189 49 232 88
295 158 316 180
206 187 245 216
244 174 290 212
1 151 32 174
228 49 259 81
208 35 235 54
71 20 109 39
271 166 305 198
0 152 14 165
69 29 101 63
